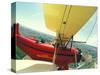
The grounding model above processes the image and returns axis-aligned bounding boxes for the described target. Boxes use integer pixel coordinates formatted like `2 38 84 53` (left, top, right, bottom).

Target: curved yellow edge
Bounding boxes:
43 4 97 40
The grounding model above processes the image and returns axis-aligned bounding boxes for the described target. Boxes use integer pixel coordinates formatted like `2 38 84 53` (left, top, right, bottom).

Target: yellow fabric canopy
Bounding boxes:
43 4 97 40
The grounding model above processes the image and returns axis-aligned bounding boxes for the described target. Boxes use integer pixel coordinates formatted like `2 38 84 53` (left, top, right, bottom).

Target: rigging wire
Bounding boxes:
57 5 68 47
85 16 97 42
57 5 72 48
52 5 70 64
59 5 67 34
63 5 72 39
74 13 97 69
53 5 97 69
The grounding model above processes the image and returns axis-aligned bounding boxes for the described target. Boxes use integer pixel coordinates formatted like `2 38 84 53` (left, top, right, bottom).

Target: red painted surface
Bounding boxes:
14 23 79 70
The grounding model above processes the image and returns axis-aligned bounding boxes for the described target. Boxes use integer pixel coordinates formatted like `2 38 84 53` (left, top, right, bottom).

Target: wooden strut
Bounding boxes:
52 42 57 63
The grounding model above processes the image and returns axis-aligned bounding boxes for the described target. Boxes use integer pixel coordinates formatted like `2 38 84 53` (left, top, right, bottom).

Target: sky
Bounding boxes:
12 2 97 47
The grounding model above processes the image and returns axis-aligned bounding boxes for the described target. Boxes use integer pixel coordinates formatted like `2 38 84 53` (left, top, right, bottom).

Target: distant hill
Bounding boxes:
73 43 97 58
20 26 55 42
